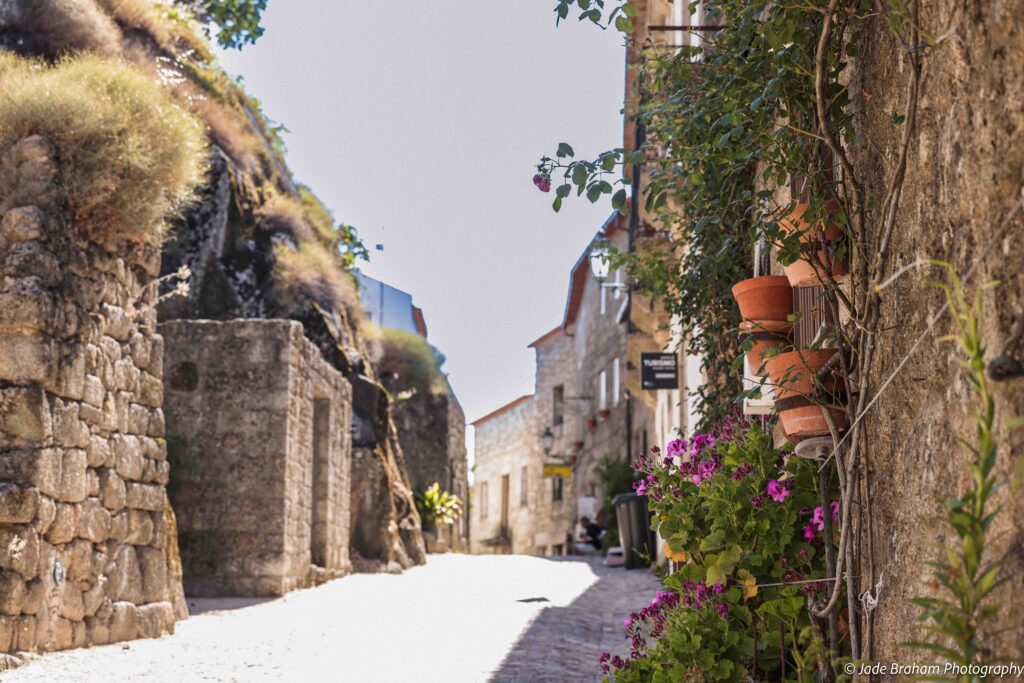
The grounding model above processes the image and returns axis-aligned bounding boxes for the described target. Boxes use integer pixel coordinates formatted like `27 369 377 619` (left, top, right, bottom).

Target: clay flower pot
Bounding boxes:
739 321 790 372
764 349 848 438
585 417 597 429
598 409 610 420
574 441 584 450
731 276 793 328
780 203 847 288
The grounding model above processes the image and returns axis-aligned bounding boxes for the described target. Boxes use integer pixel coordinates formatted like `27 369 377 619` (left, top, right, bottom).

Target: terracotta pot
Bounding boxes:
574 441 584 450
585 417 597 429
731 276 793 328
764 349 848 438
739 322 790 372
598 409 610 419
780 203 847 287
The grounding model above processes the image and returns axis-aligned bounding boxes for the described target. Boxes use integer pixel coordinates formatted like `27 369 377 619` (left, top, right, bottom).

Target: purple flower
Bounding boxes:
712 583 724 594
532 174 551 192
803 524 816 541
633 479 648 496
766 479 791 503
750 495 764 509
692 474 702 486
730 462 753 480
830 499 840 520
666 439 687 457
716 602 730 620
698 459 717 479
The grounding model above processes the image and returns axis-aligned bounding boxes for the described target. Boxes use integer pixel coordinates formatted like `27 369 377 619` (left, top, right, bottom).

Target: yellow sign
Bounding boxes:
542 463 572 478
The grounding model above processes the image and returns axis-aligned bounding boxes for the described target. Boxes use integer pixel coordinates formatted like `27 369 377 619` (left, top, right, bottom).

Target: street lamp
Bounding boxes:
541 427 555 456
589 245 628 291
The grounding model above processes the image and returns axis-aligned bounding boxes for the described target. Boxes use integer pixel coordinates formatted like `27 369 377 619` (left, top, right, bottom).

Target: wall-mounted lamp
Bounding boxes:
589 246 628 291
541 426 556 456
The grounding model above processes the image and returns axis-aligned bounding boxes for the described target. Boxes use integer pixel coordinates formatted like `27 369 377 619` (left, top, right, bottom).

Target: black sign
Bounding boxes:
641 353 678 390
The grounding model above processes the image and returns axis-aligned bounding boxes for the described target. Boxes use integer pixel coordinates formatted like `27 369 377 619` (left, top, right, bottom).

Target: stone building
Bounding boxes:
160 320 352 596
469 395 539 555
0 136 183 654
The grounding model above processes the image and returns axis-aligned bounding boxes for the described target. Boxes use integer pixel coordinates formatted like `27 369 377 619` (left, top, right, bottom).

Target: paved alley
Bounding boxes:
3 555 659 683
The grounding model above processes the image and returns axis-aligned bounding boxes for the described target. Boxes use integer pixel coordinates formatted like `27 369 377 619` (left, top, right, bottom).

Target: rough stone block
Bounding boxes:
88 435 113 469
128 404 150 435
62 538 96 585
34 495 55 536
0 615 13 652
137 546 168 604
125 510 153 546
0 571 25 615
137 374 162 408
21 579 44 615
55 346 86 402
0 525 38 580
82 576 107 617
136 602 173 638
107 601 138 643
0 206 45 252
0 282 56 337
71 619 87 648
45 503 79 545
0 333 58 391
59 582 85 622
98 469 126 512
112 435 144 481
50 616 73 650
100 304 131 342
76 498 111 543
1 242 59 286
109 511 129 543
82 375 104 409
86 468 99 498
51 400 90 449
148 409 165 438
105 545 142 604
85 614 110 646
0 483 38 524
126 483 164 512
0 448 61 498
13 615 35 651
0 384 49 442
58 449 88 503
148 336 163 378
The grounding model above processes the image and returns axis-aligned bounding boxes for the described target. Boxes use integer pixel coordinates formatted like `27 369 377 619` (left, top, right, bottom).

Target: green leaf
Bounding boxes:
557 142 575 158
611 188 627 209
614 16 632 33
552 197 562 212
556 184 572 199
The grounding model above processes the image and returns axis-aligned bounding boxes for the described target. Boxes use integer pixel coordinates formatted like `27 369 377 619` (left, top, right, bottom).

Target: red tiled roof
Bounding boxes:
528 326 562 348
411 306 428 338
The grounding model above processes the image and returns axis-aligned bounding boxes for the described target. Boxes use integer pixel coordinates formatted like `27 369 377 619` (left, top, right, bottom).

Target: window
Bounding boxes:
598 370 608 411
479 482 489 520
612 357 620 407
552 384 564 426
552 476 563 502
520 466 528 506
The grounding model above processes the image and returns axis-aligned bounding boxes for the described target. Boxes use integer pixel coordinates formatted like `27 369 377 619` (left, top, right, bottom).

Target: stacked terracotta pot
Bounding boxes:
732 204 849 440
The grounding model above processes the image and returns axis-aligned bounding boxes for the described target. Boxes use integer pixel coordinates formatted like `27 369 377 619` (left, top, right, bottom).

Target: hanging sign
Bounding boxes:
641 353 679 390
542 463 572 478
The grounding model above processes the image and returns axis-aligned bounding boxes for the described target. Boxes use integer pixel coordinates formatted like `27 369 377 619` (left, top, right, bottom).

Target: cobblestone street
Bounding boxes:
3 555 659 683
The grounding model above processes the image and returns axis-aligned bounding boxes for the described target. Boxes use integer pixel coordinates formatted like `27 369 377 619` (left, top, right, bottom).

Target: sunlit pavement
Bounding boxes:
3 554 659 683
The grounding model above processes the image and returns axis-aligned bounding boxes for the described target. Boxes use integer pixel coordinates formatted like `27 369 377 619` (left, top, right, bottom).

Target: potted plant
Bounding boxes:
763 348 848 438
414 483 462 552
599 409 610 419
586 416 597 429
732 276 794 371
779 202 847 288
574 440 584 450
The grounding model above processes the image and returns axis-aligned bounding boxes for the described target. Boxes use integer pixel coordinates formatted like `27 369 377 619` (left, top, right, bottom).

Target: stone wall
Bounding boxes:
849 1 1024 663
160 319 352 596
0 136 182 654
470 395 536 555
390 388 468 551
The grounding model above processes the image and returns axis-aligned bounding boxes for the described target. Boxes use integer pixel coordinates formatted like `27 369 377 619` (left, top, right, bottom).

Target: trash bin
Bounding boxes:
612 492 655 569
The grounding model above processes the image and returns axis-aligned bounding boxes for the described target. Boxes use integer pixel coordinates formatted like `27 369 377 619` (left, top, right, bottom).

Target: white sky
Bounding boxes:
215 1 625 433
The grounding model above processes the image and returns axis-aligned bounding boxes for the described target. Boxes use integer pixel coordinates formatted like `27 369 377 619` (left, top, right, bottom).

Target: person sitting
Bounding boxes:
574 516 603 554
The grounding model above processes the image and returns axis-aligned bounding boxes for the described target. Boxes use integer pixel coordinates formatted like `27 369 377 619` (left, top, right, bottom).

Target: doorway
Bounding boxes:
500 474 510 537
310 399 330 567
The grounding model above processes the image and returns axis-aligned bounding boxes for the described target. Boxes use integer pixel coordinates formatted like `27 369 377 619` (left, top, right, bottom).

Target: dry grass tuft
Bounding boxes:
13 0 123 57
371 327 448 395
95 0 213 63
0 54 207 243
272 241 361 323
